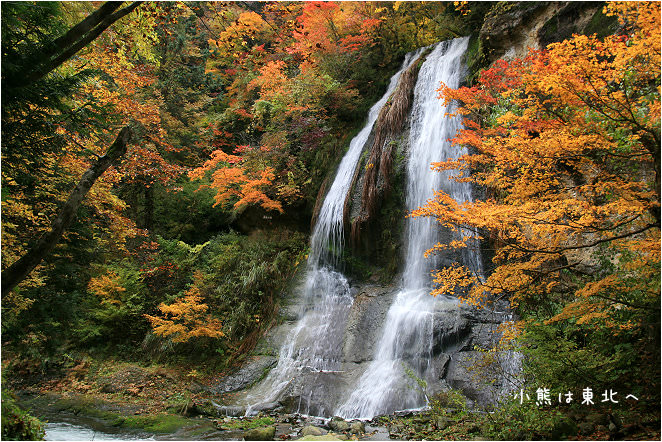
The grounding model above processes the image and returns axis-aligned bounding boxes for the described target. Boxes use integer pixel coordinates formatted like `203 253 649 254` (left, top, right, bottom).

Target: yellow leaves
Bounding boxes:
145 273 224 343
88 271 126 306
430 264 477 298
496 320 523 347
453 1 470 16
548 274 619 327
212 10 272 61
604 1 661 69
622 237 661 261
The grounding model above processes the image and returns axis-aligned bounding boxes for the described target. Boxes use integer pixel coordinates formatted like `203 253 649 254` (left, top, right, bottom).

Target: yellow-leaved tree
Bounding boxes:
145 272 223 343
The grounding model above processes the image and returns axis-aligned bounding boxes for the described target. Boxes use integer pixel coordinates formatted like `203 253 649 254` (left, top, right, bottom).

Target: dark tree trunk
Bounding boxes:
1 127 132 297
11 1 143 89
144 182 154 230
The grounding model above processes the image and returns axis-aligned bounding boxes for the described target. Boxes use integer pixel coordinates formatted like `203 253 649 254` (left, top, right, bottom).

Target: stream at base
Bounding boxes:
41 411 393 441
45 421 152 441
42 413 154 441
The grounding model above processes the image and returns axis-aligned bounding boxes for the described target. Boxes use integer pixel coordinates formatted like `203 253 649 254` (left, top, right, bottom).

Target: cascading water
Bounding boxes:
336 37 480 419
240 50 425 416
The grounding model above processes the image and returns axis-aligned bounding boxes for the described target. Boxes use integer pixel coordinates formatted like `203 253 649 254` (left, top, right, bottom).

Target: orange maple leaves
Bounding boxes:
415 2 660 334
145 272 224 343
189 149 282 213
289 1 379 61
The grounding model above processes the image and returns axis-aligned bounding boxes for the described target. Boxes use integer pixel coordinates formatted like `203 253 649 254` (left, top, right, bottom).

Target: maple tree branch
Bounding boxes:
1 126 132 297
568 65 659 150
592 293 661 311
238 1 279 34
502 222 659 255
518 213 643 235
183 3 213 34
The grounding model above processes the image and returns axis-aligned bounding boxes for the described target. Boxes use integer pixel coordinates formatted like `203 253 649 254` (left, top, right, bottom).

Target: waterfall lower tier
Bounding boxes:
335 288 448 419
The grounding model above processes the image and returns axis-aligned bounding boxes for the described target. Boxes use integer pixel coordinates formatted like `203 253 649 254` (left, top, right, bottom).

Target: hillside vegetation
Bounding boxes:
1 2 659 440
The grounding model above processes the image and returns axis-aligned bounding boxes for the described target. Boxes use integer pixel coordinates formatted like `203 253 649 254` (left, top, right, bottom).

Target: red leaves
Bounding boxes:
189 149 283 213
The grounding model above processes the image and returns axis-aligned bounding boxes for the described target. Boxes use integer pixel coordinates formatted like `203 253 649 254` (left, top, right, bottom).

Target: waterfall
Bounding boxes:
241 50 425 416
336 37 478 419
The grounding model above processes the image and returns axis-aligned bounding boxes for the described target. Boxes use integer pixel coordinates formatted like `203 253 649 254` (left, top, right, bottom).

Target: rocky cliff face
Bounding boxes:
478 1 617 63
216 279 517 416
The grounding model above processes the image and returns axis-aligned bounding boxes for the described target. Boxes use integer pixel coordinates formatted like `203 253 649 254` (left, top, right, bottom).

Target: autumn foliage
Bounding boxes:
145 272 224 343
192 1 385 214
415 2 660 391
189 149 282 213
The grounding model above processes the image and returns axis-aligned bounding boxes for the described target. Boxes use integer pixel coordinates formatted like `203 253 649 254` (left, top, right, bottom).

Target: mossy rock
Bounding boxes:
329 416 351 432
349 421 365 434
243 425 276 440
301 425 327 437
113 413 189 433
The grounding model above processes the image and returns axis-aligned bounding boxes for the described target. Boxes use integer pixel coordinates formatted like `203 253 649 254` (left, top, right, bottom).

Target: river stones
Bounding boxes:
328 416 350 432
349 420 365 434
300 425 327 437
297 435 345 441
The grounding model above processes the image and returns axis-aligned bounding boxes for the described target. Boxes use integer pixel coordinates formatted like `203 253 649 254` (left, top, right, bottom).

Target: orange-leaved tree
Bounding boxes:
188 148 283 213
194 1 387 215
145 272 224 343
414 1 660 392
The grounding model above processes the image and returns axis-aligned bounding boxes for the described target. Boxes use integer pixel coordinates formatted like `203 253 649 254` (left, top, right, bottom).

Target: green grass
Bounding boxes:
113 413 190 433
218 416 275 430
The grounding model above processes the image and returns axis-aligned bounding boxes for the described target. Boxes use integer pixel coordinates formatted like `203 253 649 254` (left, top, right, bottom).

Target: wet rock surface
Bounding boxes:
231 277 520 416
342 286 395 364
210 356 277 395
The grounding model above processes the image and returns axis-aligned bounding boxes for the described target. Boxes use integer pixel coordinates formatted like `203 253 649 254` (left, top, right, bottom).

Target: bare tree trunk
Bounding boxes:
1 127 132 297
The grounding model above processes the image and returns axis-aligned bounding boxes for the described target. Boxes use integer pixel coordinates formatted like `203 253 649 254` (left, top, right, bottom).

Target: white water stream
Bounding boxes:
241 50 425 416
336 37 479 419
